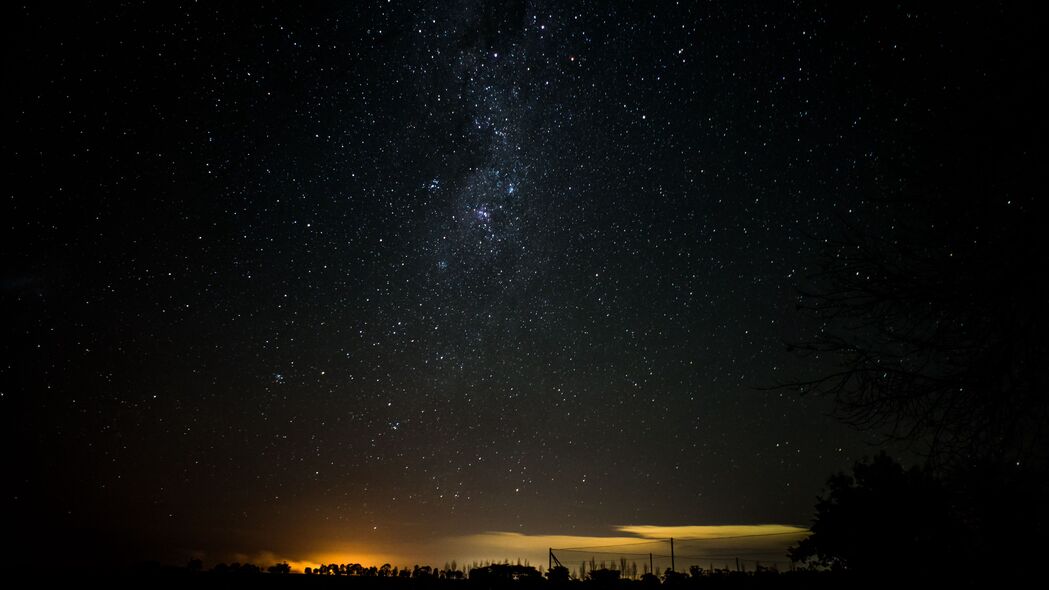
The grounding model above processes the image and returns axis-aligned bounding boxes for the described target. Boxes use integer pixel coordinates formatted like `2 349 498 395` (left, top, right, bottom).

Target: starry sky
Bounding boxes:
5 1 1040 571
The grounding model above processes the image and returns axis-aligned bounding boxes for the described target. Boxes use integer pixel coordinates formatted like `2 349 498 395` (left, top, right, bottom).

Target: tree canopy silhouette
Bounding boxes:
789 452 960 577
789 202 1047 471
267 562 290 574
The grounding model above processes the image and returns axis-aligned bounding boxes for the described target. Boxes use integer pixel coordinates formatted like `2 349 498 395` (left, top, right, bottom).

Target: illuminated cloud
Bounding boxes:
615 524 809 540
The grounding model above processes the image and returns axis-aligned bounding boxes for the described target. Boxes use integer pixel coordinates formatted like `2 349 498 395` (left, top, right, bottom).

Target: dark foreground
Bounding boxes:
48 568 999 589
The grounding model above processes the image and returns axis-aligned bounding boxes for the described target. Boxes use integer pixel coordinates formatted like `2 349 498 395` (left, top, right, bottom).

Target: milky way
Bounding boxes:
8 1 1033 569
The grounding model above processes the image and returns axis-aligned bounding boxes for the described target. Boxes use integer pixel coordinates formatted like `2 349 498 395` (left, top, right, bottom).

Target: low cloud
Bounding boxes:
615 524 808 540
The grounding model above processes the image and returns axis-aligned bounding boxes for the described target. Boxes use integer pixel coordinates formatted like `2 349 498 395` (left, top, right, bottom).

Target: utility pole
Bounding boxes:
649 553 653 575
670 538 675 572
548 549 563 572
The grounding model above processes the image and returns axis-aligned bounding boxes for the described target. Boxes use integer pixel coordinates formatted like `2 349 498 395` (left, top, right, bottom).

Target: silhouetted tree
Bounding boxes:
662 569 686 585
781 14 1049 574
587 568 619 586
546 565 569 583
787 208 1048 472
789 452 960 577
268 562 290 574
469 563 542 585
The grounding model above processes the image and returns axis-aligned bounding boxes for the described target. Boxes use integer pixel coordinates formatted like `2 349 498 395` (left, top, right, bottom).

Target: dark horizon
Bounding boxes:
6 1 1046 574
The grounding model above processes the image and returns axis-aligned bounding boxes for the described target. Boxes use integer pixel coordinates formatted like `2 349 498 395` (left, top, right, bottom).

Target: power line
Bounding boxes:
554 552 789 560
675 552 792 560
553 550 658 557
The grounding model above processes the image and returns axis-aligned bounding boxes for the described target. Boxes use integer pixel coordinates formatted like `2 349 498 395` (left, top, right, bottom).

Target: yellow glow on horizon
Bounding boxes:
615 524 809 540
452 531 669 551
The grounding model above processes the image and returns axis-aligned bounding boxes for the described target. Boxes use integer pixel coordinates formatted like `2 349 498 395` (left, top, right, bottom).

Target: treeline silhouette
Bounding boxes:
111 557 895 589
302 562 465 578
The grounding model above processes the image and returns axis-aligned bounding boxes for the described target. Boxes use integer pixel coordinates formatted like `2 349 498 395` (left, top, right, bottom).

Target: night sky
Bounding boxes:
5 1 1040 571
